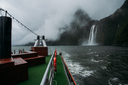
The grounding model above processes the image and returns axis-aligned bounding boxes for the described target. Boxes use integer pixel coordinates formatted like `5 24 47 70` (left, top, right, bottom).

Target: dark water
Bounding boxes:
12 46 128 85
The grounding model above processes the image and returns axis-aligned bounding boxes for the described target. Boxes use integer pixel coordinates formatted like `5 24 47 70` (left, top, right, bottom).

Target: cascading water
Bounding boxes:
88 25 97 45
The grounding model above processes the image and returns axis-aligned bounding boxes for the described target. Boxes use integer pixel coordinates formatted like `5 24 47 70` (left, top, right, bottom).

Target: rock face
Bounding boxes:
48 9 97 45
27 0 128 46
96 0 128 45
50 0 128 46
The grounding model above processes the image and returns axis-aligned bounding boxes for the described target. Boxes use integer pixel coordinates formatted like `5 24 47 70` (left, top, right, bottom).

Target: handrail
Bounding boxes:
61 56 76 85
40 50 55 85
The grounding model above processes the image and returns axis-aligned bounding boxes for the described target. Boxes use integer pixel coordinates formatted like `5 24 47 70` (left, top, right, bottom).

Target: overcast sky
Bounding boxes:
0 0 125 45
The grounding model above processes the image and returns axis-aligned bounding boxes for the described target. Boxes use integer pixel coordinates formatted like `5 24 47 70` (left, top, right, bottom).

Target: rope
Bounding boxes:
0 8 39 36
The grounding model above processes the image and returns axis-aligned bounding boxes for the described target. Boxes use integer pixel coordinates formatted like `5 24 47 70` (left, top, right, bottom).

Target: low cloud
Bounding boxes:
0 0 125 45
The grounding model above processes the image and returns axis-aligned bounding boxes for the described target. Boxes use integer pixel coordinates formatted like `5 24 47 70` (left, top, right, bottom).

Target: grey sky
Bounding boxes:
0 0 125 45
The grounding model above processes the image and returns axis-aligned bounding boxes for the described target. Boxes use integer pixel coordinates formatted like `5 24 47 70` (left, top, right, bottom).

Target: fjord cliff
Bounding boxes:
96 0 128 45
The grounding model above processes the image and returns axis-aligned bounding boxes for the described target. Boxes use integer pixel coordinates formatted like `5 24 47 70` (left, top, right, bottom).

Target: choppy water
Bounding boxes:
12 46 128 85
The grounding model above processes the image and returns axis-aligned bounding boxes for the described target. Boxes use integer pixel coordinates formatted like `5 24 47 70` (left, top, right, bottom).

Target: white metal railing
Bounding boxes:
11 49 25 54
40 51 55 85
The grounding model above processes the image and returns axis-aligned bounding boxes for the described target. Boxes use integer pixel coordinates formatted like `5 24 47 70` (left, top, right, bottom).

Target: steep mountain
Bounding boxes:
96 0 128 45
51 0 128 46
26 0 128 46
48 9 97 45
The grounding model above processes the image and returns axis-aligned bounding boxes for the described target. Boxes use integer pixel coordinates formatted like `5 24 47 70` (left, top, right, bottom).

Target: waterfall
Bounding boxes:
88 25 97 45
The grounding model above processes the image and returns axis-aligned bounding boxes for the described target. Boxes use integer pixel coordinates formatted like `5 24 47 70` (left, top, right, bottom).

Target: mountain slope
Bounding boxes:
27 0 128 46
96 0 128 45
49 9 97 45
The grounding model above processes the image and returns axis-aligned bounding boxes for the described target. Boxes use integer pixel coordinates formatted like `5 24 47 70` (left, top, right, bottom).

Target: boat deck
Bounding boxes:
17 55 69 85
53 55 69 85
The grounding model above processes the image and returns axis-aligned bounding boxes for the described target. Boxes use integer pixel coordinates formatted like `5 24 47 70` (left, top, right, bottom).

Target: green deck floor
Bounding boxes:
17 55 69 85
53 55 69 85
17 55 51 85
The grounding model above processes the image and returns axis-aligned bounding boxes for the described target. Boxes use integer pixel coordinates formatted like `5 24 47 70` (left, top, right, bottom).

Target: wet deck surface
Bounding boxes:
17 55 69 85
53 55 69 85
17 55 51 85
